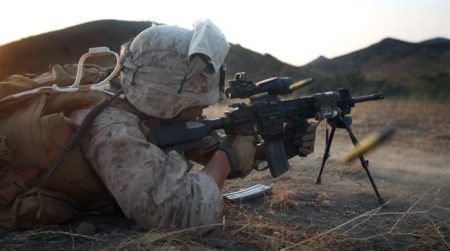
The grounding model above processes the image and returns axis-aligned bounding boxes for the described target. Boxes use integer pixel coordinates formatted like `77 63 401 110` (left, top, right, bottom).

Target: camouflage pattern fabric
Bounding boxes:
121 19 229 119
70 105 223 229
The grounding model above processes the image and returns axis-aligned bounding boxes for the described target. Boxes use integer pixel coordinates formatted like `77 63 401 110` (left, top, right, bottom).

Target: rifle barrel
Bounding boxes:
353 92 384 103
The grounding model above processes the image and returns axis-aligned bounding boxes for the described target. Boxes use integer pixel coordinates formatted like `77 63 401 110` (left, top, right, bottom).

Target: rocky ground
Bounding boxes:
0 99 449 250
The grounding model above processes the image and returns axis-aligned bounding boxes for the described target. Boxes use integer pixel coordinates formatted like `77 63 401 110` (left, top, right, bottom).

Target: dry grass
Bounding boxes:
350 99 450 153
3 181 448 251
1 99 448 250
115 224 220 250
280 180 450 250
193 190 446 250
338 163 364 177
109 202 311 251
268 186 298 212
221 201 309 250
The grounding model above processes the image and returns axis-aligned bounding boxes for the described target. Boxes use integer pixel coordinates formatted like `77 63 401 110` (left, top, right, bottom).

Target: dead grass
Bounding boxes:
267 186 299 213
116 224 221 250
338 163 364 177
222 201 309 250
63 99 450 250
3 181 448 251
281 187 449 250
350 99 450 154
1 99 448 250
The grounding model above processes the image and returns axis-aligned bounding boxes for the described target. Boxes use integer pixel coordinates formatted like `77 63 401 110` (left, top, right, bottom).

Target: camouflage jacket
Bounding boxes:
70 100 223 229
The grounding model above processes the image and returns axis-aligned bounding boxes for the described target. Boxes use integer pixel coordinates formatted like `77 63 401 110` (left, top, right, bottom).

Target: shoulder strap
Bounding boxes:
36 89 124 189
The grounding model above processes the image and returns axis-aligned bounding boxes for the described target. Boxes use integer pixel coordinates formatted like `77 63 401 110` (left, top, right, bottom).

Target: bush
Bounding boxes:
411 73 450 101
297 73 449 102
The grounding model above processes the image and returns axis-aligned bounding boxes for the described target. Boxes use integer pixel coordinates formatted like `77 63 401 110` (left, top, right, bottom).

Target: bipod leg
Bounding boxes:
316 126 336 184
343 121 384 205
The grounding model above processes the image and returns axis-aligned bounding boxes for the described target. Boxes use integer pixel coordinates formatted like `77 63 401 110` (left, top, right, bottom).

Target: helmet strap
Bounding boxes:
177 73 188 94
130 65 144 86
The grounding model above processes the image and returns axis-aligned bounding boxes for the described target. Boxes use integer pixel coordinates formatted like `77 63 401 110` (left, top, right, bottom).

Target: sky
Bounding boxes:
1 0 450 66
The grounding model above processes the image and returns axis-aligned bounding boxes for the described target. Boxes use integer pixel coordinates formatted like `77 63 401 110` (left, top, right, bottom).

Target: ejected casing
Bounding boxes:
289 77 314 91
342 127 395 162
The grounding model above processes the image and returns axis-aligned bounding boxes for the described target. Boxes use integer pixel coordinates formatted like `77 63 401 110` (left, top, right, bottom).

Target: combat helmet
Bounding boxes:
120 19 229 119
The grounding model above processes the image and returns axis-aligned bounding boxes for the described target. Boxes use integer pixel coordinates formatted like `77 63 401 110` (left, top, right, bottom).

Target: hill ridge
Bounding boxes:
1 20 449 100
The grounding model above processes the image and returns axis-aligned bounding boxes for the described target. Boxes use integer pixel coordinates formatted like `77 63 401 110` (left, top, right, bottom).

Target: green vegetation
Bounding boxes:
295 73 449 102
411 73 450 101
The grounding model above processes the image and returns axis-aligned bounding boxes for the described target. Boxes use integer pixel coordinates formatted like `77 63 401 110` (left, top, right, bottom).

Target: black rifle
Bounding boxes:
150 73 385 204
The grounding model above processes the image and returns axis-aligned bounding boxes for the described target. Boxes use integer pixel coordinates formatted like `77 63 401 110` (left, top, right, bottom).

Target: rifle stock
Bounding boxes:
149 118 228 149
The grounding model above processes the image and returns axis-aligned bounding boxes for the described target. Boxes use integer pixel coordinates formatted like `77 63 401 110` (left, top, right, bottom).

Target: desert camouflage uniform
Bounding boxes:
70 103 223 229
71 19 229 229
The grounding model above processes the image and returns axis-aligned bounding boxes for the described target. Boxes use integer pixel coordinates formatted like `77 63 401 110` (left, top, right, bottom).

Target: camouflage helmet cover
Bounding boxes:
121 19 230 119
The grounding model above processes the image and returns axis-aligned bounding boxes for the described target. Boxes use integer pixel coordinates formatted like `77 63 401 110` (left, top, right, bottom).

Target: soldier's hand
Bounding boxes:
294 121 318 156
219 134 257 179
284 120 318 158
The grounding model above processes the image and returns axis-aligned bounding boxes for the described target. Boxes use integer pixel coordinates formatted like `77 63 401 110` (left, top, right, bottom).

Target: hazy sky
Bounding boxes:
1 0 449 66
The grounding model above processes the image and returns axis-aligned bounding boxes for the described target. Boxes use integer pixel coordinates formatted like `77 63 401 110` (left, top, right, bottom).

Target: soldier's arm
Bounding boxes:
72 107 224 229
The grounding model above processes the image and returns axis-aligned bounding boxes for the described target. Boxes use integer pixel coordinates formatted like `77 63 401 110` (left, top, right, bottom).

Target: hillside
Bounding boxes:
0 20 449 250
0 20 449 100
302 37 450 99
0 20 152 80
306 38 450 83
0 20 305 83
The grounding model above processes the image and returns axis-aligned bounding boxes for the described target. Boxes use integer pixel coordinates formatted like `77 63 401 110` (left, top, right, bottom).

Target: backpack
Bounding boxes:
0 48 121 228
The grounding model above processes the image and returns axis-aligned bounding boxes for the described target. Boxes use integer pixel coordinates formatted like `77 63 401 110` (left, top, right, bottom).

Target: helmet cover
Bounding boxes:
121 19 229 119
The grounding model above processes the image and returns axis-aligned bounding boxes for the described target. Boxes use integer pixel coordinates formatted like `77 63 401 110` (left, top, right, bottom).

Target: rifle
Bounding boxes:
149 72 385 204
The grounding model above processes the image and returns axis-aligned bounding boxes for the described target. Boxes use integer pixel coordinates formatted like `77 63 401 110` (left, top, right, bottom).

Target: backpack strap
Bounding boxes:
36 89 124 189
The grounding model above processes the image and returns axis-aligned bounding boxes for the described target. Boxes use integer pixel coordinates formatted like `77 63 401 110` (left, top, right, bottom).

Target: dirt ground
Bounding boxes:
0 99 449 250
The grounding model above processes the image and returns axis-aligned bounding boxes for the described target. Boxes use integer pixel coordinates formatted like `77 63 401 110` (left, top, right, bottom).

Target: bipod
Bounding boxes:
315 115 384 205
